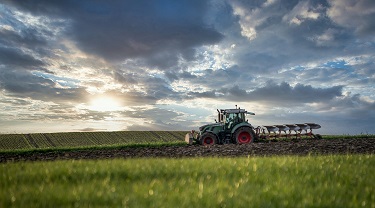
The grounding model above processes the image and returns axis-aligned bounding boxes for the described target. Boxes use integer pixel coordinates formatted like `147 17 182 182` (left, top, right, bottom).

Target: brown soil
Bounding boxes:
1 138 374 163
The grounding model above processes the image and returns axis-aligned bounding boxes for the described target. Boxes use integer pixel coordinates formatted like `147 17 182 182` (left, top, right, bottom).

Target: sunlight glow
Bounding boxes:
88 97 122 112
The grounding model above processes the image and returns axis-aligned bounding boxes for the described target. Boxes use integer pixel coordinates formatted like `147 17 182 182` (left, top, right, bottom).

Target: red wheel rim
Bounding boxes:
203 137 214 145
238 132 252 144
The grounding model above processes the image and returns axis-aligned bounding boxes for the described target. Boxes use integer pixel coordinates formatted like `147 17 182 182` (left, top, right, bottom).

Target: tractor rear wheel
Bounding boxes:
200 132 217 146
233 127 255 144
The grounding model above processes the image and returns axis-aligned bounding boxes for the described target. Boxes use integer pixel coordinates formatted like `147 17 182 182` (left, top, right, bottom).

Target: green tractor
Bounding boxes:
185 107 257 145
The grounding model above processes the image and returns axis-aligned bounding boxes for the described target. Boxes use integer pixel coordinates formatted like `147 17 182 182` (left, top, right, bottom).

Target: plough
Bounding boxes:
185 106 322 145
255 123 322 140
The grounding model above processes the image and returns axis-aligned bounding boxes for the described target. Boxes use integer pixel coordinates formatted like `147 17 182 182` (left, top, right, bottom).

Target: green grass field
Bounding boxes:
1 132 374 207
1 155 374 207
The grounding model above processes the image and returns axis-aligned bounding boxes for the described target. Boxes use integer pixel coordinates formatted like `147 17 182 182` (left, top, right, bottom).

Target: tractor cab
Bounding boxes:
217 109 255 130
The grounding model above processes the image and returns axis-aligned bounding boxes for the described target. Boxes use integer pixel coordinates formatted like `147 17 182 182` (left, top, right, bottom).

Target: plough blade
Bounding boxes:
256 123 321 139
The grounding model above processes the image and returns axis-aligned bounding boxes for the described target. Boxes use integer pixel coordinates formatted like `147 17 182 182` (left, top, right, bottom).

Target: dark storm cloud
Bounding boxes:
0 46 44 69
0 69 87 103
0 5 59 66
245 81 343 103
0 27 47 48
4 0 223 65
187 81 343 105
178 66 256 91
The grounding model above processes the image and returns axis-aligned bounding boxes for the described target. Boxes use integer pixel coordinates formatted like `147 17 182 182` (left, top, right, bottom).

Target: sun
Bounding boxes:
88 97 122 112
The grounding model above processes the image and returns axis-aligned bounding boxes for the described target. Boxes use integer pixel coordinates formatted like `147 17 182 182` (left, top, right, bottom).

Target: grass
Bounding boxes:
322 134 375 139
1 154 374 207
0 141 187 155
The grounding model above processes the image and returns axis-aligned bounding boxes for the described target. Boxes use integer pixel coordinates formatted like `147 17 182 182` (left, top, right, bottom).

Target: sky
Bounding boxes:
0 0 374 135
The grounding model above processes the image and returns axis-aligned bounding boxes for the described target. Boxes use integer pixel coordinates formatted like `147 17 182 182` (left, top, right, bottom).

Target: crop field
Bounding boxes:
1 132 374 153
0 131 187 151
1 132 374 207
1 155 374 207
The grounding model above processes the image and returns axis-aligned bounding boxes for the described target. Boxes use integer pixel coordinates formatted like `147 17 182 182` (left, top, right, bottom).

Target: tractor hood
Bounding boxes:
199 123 223 131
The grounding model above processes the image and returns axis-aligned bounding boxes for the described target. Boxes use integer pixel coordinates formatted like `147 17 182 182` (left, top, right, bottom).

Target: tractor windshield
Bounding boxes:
225 112 245 123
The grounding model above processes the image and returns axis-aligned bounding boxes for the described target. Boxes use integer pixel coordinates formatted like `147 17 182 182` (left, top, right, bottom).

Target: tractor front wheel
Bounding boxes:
200 132 217 146
234 127 255 144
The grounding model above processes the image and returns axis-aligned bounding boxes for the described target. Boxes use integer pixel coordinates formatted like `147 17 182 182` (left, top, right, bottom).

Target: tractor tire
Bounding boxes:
200 132 217 146
233 127 255 144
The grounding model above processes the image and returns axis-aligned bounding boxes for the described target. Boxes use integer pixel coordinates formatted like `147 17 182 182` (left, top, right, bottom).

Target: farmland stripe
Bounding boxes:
25 134 39 148
167 131 182 141
150 131 167 142
43 134 56 147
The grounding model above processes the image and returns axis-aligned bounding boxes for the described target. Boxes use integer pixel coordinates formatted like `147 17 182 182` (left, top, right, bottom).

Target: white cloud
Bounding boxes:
230 1 273 41
283 0 322 25
327 0 375 36
263 0 279 7
309 28 338 46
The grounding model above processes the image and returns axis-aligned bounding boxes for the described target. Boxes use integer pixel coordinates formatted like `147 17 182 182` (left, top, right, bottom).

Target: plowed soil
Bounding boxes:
1 138 374 163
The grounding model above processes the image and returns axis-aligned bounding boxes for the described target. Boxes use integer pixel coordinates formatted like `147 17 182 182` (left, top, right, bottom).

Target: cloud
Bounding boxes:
311 92 375 134
327 0 375 36
185 81 343 106
0 69 87 103
230 0 275 40
0 0 374 134
246 81 343 103
0 26 47 48
4 0 223 66
122 107 189 131
315 92 375 113
76 127 107 132
222 0 374 76
0 46 44 69
283 0 322 25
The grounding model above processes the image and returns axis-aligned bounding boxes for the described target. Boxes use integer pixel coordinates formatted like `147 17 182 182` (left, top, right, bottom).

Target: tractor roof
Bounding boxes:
220 109 255 115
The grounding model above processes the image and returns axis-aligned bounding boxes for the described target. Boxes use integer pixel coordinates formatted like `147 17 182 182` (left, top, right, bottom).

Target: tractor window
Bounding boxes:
225 112 246 125
226 113 245 123
226 113 235 123
238 113 245 122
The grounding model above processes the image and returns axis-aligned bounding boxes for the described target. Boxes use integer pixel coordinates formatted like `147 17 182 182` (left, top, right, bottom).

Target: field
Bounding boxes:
1 132 374 207
0 131 187 151
1 155 374 207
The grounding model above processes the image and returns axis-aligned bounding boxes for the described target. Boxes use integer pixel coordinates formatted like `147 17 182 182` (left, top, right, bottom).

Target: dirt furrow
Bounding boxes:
1 138 374 163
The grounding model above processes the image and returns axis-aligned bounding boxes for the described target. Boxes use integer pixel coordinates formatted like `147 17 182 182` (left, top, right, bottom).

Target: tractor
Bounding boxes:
185 106 322 145
185 106 257 145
